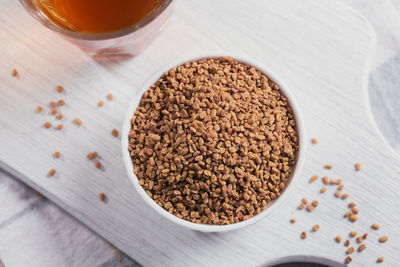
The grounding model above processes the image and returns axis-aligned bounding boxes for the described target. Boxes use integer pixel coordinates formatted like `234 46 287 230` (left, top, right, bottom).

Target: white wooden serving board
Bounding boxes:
1 0 400 266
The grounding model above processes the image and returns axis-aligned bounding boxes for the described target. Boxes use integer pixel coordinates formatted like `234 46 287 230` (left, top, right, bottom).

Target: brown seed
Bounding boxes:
98 101 104 107
363 233 368 239
320 187 326 193
290 218 296 224
301 232 307 239
302 198 308 204
335 191 341 198
87 151 98 160
312 224 319 232
355 163 361 171
99 192 106 202
57 99 65 106
57 124 64 130
345 256 352 264
349 214 358 222
298 203 305 210
50 108 58 115
351 208 358 215
344 211 352 218
56 85 64 93
379 236 388 243
324 164 332 169
349 231 357 237
309 175 318 183
50 101 57 108
322 176 329 185
56 114 63 120
344 240 350 247
377 257 384 263
12 69 18 77
107 93 113 101
48 169 56 176
95 161 102 169
43 122 52 128
312 200 318 207
54 151 61 158
356 236 363 243
335 235 342 243
371 223 380 230
338 184 344 191
349 202 356 209
306 204 314 212
311 138 318 144
36 106 43 113
341 193 349 199
112 128 119 138
346 246 355 255
74 118 82 126
358 244 366 252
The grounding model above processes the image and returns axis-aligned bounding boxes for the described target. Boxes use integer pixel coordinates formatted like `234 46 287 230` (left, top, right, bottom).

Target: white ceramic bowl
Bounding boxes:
122 53 306 232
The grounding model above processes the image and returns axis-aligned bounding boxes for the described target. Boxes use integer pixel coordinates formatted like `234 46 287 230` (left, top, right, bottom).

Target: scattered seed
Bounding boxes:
301 232 307 239
54 151 61 158
56 114 63 120
351 208 358 215
290 218 296 224
95 161 102 169
43 122 52 128
50 108 58 115
371 224 380 230
345 256 352 264
57 124 64 130
50 101 57 108
112 128 119 138
335 235 342 243
36 106 43 113
355 163 361 171
363 233 368 239
358 244 366 252
12 69 18 77
347 246 355 254
377 257 384 263
324 164 332 169
312 200 318 207
320 187 326 193
338 184 344 191
349 214 358 222
335 191 341 198
57 99 65 106
302 198 308 204
350 231 357 237
298 204 305 210
344 240 350 247
56 85 64 93
356 236 363 243
99 192 106 202
379 236 388 243
341 193 349 199
312 224 320 232
322 176 329 185
349 202 356 209
98 101 104 107
107 93 113 101
344 211 352 218
309 175 318 183
87 152 98 160
306 204 314 212
311 138 318 144
73 118 82 126
48 169 56 176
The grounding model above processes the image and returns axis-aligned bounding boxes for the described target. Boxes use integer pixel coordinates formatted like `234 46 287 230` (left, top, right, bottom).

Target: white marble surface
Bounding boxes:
1 0 400 266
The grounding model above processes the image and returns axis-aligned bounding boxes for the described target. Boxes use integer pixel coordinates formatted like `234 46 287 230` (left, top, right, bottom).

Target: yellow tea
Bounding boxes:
35 0 164 34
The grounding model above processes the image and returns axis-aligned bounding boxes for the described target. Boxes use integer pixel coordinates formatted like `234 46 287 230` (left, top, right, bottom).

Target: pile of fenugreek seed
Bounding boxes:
128 57 299 225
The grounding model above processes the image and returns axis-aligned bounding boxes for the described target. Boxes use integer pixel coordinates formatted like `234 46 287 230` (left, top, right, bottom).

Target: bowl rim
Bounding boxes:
121 53 306 232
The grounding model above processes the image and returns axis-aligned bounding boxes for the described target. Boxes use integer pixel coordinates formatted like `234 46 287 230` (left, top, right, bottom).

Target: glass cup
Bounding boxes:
19 0 174 56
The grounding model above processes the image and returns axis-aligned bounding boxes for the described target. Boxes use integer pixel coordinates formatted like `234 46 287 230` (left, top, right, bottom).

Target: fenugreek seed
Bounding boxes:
322 176 329 185
50 101 57 108
44 122 52 128
74 118 82 126
311 138 318 144
12 69 18 77
56 114 63 120
112 128 119 138
312 200 318 207
95 161 102 169
51 108 58 115
312 224 319 232
371 223 380 230
320 187 326 193
107 93 113 101
290 218 296 224
355 163 361 171
358 244 366 252
363 233 368 239
345 256 352 264
48 169 56 176
344 211 351 218
302 198 308 204
57 124 64 130
349 202 356 208
99 193 106 202
98 101 104 107
346 246 355 254
351 208 358 215
344 240 350 247
338 184 344 191
309 175 318 183
54 151 61 158
356 236 363 243
335 235 342 243
377 257 384 263
350 231 357 237
301 232 307 239
379 236 388 243
324 164 332 169
298 204 305 210
349 214 358 222
307 204 314 212
341 193 349 199
335 191 341 198
56 85 64 93
36 106 43 113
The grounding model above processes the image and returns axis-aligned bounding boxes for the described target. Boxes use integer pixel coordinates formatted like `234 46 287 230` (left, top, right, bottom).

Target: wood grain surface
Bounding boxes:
1 0 400 266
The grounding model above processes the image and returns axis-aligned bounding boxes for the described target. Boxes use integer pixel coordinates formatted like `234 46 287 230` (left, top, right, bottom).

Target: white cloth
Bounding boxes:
1 1 400 266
